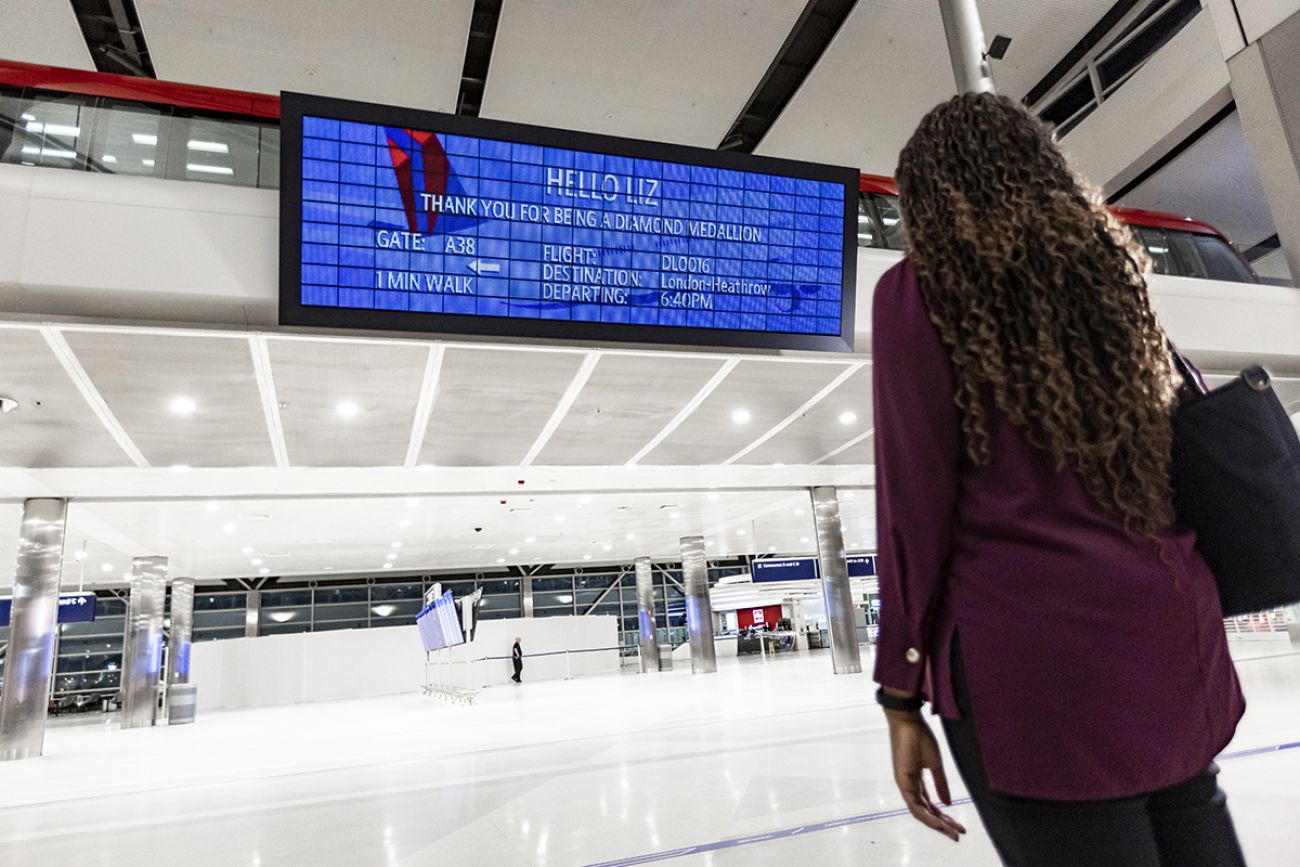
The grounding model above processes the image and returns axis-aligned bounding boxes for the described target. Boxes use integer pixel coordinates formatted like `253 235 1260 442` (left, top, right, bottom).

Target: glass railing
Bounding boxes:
0 84 279 189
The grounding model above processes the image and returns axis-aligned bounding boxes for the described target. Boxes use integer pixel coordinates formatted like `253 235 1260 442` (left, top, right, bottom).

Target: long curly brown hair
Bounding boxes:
896 93 1180 537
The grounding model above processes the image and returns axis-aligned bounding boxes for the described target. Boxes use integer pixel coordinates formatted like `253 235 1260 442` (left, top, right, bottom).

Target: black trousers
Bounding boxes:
512 659 522 682
941 641 1246 867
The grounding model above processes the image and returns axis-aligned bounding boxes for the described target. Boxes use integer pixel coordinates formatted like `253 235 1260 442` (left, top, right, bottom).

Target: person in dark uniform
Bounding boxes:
511 636 523 683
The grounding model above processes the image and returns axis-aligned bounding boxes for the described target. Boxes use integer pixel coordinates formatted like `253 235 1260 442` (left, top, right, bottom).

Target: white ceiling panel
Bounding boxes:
744 364 872 464
535 353 727 466
756 0 1115 173
268 337 429 467
62 331 274 468
643 358 851 465
420 346 586 467
0 0 93 70
135 0 474 111
0 328 128 468
481 0 807 146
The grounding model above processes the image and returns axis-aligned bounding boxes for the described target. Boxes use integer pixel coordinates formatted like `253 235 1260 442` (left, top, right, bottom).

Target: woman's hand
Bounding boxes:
884 707 967 841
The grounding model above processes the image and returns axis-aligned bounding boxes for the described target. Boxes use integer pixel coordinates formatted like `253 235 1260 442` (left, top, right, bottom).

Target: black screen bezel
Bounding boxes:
279 91 857 353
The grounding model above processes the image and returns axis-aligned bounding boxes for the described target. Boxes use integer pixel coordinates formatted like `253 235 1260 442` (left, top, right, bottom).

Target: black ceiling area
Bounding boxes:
70 0 156 78
718 0 858 153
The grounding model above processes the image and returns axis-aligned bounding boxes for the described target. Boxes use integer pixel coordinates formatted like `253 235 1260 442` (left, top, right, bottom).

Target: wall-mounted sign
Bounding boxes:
751 554 876 582
847 554 877 577
0 592 97 627
280 93 857 352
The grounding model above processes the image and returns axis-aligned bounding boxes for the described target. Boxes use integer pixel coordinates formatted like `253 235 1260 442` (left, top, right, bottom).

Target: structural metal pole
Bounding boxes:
811 486 863 674
938 0 996 94
680 536 717 674
634 557 658 673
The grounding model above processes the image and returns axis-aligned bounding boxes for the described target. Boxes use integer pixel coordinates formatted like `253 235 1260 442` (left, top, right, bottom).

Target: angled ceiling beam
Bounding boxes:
626 358 739 465
722 362 865 465
249 336 290 468
40 326 149 467
520 351 601 466
405 345 445 467
812 427 875 465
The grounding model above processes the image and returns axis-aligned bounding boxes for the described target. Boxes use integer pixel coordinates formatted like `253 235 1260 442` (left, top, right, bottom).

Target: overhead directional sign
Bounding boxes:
751 554 877 582
0 592 97 627
280 92 857 352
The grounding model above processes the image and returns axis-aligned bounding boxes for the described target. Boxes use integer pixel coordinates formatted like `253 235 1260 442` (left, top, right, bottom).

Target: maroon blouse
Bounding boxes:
871 259 1245 801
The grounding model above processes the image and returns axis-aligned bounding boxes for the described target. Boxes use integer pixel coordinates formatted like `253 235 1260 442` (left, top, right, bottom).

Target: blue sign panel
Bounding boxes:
0 592 97 627
280 93 857 352
847 554 877 577
752 558 819 582
416 590 465 653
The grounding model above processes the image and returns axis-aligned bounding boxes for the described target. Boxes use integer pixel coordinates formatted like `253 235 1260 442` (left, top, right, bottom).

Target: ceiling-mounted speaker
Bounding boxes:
0 397 19 414
987 34 1012 61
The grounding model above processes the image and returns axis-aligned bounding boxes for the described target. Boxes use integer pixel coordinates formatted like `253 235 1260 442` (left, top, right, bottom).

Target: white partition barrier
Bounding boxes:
190 614 620 711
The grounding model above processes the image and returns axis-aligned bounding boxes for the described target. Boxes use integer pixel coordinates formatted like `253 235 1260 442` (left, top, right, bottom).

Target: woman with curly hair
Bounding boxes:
872 93 1246 865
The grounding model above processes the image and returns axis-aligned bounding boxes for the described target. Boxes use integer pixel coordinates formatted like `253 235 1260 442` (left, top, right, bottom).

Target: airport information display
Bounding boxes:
0 592 97 626
751 554 877 583
280 93 857 352
416 590 465 653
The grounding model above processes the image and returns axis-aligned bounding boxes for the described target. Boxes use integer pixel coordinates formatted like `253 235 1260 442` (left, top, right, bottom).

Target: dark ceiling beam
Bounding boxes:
1023 0 1140 107
456 0 504 117
70 0 156 78
718 0 858 153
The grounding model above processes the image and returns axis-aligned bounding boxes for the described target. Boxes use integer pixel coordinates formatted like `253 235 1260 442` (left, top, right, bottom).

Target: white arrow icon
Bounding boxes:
467 259 500 275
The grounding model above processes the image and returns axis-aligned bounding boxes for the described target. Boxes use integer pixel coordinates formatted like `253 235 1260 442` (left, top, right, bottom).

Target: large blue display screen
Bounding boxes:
280 94 857 352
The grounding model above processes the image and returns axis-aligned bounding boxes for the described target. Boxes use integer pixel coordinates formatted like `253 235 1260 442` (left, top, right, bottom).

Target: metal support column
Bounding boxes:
521 575 534 618
938 0 996 94
244 588 260 637
167 578 195 687
121 556 166 729
0 498 68 761
811 487 863 674
680 536 716 674
634 557 657 672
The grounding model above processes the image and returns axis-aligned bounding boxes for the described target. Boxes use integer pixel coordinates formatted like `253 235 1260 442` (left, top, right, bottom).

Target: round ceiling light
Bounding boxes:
169 396 197 416
730 408 751 424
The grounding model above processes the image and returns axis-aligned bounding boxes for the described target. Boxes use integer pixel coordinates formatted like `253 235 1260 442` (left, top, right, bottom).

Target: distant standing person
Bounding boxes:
511 636 523 683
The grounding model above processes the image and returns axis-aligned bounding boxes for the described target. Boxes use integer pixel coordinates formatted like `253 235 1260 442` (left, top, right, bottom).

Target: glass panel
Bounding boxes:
369 599 421 621
96 597 127 617
261 620 311 636
3 90 90 169
260 605 310 628
1134 226 1175 275
86 99 167 177
589 602 621 618
312 601 370 622
533 607 573 619
532 577 573 592
1098 0 1200 92
168 114 263 186
477 604 520 620
1040 76 1096 131
313 618 367 632
193 628 244 642
574 574 616 590
59 616 125 637
195 592 247 610
262 589 311 607
479 579 520 595
856 194 877 248
872 194 904 250
371 583 423 601
1191 234 1255 283
533 590 576 608
1167 230 1208 279
258 125 280 189
314 585 368 605
193 609 246 629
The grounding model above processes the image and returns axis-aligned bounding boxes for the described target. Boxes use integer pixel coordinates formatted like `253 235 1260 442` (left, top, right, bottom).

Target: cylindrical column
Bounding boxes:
634 557 657 672
811 487 863 674
121 556 167 729
244 588 260 638
167 578 195 687
0 498 68 761
938 0 996 94
521 575 534 618
680 536 716 674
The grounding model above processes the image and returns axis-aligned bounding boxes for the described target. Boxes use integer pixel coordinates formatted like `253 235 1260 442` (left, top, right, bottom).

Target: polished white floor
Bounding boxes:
4 644 1299 866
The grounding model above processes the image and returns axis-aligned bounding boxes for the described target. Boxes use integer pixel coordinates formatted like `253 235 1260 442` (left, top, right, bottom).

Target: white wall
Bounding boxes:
190 615 619 711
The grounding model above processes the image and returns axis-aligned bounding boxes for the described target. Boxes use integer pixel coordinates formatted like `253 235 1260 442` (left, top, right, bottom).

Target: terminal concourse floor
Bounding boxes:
2 645 1298 866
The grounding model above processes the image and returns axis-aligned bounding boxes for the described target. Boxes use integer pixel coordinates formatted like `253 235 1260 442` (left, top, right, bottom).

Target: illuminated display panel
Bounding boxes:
280 93 857 352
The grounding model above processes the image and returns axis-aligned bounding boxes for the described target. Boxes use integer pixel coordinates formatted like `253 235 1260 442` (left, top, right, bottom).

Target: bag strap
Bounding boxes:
1168 341 1208 396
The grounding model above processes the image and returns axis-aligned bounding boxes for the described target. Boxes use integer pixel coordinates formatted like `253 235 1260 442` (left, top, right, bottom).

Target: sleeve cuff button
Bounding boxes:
905 648 921 664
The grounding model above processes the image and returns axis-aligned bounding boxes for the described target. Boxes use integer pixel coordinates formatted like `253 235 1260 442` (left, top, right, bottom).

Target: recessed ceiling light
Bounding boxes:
496 557 506 564
187 163 234 176
75 549 88 561
583 554 592 560
525 536 536 544
322 566 336 571
169 396 197 416
705 540 714 547
843 491 856 500
171 464 190 473
386 553 397 561
391 541 403 549
372 604 396 618
269 611 296 623
241 546 254 555
142 158 155 167
508 547 519 555
100 562 114 573
335 400 360 418
670 511 681 519
800 536 809 544
768 545 777 552
602 543 613 552
258 567 270 575
773 462 785 468
101 154 117 164
382 563 393 570
839 410 858 425
205 501 221 512
222 523 237 533
730 408 751 424
557 594 574 604
250 558 263 566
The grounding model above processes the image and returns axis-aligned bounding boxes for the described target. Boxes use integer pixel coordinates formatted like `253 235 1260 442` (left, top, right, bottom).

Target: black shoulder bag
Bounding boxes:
1170 354 1300 617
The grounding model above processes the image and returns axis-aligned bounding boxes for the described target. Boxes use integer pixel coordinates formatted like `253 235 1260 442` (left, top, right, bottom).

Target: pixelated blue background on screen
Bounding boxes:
297 115 848 337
